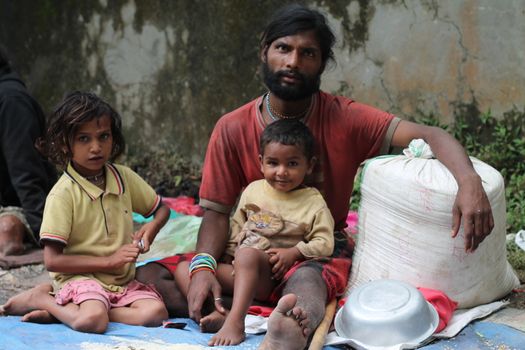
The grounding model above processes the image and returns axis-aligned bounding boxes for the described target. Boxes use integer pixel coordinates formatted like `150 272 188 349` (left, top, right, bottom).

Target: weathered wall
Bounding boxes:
1 0 524 161
322 0 525 124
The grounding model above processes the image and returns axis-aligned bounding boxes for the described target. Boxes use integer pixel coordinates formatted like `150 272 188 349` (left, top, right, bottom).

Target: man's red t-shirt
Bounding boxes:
199 91 396 230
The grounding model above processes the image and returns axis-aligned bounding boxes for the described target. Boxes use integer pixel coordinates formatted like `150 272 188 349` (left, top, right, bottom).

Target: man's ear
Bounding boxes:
319 62 326 75
260 45 269 62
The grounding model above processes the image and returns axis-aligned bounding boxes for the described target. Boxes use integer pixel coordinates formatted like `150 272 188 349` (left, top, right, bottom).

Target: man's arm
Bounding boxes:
391 120 494 252
186 208 230 321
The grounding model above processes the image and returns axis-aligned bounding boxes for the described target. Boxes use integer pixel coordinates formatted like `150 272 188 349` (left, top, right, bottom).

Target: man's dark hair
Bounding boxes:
260 4 336 69
47 91 126 168
260 119 315 160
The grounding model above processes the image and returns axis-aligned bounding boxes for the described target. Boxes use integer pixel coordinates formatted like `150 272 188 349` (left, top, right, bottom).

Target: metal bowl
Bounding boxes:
335 279 439 347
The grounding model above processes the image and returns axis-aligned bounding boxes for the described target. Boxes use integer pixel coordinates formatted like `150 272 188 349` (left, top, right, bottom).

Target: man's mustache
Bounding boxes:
276 70 305 82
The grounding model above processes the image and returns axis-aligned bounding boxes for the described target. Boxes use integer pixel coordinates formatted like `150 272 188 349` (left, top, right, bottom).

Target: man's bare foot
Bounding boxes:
0 284 53 316
200 309 227 333
259 294 310 350
21 310 58 324
208 318 245 346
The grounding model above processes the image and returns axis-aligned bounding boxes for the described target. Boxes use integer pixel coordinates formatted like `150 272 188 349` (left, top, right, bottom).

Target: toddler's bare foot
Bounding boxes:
208 318 245 346
200 309 227 333
22 310 58 324
259 293 310 350
0 284 53 316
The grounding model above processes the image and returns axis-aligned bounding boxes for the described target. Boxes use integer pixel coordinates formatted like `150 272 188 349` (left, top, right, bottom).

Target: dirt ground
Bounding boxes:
0 263 50 304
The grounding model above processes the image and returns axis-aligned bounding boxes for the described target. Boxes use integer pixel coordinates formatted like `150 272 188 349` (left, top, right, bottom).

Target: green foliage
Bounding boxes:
349 170 362 212
122 142 201 199
507 239 525 282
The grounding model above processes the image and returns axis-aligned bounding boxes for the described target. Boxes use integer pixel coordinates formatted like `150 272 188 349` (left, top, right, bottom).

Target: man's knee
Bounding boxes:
287 266 324 287
136 262 188 318
0 215 26 255
135 262 173 284
0 215 25 236
284 266 327 303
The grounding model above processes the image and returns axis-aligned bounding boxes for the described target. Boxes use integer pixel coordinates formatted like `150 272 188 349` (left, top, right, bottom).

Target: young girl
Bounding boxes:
174 119 335 346
0 91 169 333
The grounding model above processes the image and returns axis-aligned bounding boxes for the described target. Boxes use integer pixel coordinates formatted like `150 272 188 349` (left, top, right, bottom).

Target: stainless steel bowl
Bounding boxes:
335 279 439 347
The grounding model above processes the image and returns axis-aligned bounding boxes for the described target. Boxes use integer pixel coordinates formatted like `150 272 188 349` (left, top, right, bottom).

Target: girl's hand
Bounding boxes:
133 222 157 253
108 244 140 269
266 247 303 280
133 204 170 253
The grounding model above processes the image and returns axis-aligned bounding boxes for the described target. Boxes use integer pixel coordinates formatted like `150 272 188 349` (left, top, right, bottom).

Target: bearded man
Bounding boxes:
136 4 493 349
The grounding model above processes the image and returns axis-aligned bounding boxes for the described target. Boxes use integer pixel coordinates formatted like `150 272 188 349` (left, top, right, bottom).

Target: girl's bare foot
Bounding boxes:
0 284 53 316
200 309 227 333
259 293 310 350
208 318 245 346
22 310 58 324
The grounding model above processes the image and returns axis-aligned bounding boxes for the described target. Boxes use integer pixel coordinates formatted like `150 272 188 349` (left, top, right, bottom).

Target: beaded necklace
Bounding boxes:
265 92 311 121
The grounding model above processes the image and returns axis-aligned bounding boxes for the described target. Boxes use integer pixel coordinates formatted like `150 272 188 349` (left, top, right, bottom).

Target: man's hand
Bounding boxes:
451 174 494 253
266 247 303 280
187 270 225 322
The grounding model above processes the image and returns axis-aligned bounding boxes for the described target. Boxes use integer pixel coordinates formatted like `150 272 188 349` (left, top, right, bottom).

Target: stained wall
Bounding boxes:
1 0 523 160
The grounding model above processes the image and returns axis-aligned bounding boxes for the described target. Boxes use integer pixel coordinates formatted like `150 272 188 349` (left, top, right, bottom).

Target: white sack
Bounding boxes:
349 140 519 308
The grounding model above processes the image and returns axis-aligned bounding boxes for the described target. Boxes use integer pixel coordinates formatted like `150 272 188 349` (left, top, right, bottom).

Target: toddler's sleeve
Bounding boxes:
295 205 335 258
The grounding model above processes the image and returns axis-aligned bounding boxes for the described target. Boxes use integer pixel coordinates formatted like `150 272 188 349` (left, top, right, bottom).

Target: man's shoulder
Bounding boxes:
0 77 44 123
318 90 354 105
0 74 30 100
217 97 259 125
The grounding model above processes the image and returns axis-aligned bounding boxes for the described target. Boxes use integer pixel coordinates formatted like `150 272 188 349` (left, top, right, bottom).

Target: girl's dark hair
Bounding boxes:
260 4 336 69
46 91 125 168
260 119 315 160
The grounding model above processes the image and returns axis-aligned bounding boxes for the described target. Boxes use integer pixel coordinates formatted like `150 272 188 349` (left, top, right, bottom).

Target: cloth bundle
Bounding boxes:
349 139 519 308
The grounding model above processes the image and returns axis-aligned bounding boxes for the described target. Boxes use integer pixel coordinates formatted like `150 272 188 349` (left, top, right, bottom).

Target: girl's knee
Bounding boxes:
138 301 169 327
71 308 109 333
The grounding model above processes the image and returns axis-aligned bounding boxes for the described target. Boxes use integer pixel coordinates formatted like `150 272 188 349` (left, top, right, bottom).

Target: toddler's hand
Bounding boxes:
266 247 302 280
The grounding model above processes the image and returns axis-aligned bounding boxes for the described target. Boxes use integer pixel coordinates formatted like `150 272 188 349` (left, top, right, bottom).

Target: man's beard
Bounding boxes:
261 61 321 101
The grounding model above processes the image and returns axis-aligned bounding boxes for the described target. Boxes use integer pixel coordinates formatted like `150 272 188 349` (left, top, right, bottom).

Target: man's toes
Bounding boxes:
276 293 297 313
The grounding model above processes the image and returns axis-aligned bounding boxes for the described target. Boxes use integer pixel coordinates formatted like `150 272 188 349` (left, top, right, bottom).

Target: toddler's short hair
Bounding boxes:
260 119 315 160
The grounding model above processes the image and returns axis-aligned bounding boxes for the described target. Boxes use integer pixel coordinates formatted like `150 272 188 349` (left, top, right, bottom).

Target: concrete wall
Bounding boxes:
1 0 524 161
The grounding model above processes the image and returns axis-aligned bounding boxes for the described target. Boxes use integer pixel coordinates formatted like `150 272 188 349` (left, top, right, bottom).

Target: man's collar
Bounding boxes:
64 163 125 200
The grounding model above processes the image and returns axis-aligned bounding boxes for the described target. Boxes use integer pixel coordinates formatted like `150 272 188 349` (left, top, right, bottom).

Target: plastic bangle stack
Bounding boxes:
189 253 217 279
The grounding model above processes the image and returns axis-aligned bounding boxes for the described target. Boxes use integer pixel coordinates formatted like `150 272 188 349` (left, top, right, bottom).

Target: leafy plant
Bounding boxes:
121 141 201 199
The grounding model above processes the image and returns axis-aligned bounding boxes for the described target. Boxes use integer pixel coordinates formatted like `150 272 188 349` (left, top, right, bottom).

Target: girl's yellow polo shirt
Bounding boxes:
40 163 161 293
